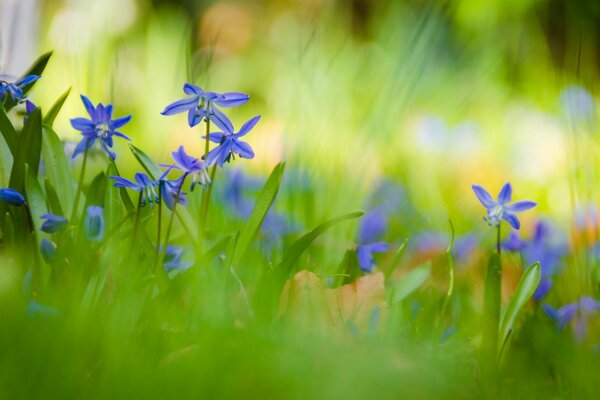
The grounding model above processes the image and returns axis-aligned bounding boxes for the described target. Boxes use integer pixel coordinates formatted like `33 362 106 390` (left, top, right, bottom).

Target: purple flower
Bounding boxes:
204 116 260 167
544 296 600 340
0 75 40 103
70 95 132 160
159 177 188 210
40 214 68 233
40 239 57 264
472 183 536 230
356 209 392 272
0 188 26 206
161 83 248 129
163 245 193 273
160 146 210 191
110 173 159 207
84 206 105 242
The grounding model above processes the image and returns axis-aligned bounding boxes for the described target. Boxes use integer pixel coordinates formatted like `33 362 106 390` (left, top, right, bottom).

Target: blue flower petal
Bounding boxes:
472 185 495 208
497 183 512 204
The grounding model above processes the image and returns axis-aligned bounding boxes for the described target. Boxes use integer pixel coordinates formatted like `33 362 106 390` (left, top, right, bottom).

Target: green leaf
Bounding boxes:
44 178 64 216
24 164 47 233
335 248 361 286
0 129 13 187
9 108 42 192
41 125 77 213
129 144 162 180
390 262 431 304
231 161 286 268
383 239 408 279
0 104 17 154
43 87 71 127
104 163 123 233
498 262 541 355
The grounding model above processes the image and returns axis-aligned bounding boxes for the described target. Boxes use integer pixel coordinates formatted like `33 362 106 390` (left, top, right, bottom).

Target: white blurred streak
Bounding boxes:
0 0 39 76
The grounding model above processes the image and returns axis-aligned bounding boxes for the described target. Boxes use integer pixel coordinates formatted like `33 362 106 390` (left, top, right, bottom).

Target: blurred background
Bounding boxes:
2 0 600 237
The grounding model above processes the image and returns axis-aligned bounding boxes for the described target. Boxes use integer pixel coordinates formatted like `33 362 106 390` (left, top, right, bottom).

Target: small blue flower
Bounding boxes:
161 84 248 129
204 116 260 167
40 214 68 233
160 177 188 210
85 206 105 242
544 296 600 340
163 245 193 273
472 183 536 230
161 146 211 191
356 209 392 272
0 75 40 103
70 95 132 160
111 173 159 207
40 239 57 264
0 188 26 206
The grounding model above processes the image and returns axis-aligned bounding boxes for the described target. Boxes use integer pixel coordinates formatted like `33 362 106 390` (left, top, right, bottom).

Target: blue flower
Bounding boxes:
0 188 26 206
161 146 211 191
163 245 193 273
40 239 57 264
85 206 105 242
161 83 248 129
0 75 40 103
356 209 391 272
40 214 68 233
204 116 260 167
111 173 159 207
159 177 188 210
544 296 600 340
70 95 132 160
472 183 536 229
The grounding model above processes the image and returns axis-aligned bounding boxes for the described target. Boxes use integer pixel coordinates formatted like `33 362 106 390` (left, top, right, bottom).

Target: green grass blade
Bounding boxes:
129 144 163 180
390 262 431 304
43 87 71 127
0 104 18 154
9 108 42 192
41 125 77 213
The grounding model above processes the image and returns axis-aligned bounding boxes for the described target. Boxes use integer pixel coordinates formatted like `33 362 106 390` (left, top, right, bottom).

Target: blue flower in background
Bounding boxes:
0 188 26 206
111 173 159 207
472 183 536 229
40 214 68 233
204 115 260 167
0 75 40 103
85 206 105 242
161 83 248 129
502 221 565 300
163 245 193 273
161 146 211 191
70 95 132 160
356 209 392 272
544 296 600 340
40 239 57 264
560 85 595 123
222 169 261 217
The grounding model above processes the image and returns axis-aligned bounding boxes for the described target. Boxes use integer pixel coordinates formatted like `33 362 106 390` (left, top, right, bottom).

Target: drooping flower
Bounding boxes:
204 116 260 167
161 83 248 129
70 95 132 160
110 173 159 207
40 214 68 233
163 245 193 273
544 296 600 340
0 188 26 206
159 177 188 210
472 183 536 230
0 75 40 103
356 209 392 272
160 146 211 191
84 206 105 242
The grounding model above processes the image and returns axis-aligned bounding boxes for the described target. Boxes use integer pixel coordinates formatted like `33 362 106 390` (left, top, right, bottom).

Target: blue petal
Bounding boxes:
183 83 203 95
506 200 537 213
356 245 373 272
72 137 96 159
80 95 96 117
209 108 234 134
471 185 495 208
497 183 512 204
204 132 225 144
70 118 95 131
112 131 131 141
110 176 139 190
236 115 261 137
503 212 521 229
111 115 131 129
161 96 197 115
232 140 255 159
214 92 249 107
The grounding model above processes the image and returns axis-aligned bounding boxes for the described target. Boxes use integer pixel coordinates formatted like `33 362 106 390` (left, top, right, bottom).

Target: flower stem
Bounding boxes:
483 225 502 369
153 182 163 274
160 173 188 266
199 164 217 240
71 148 89 222
132 192 143 242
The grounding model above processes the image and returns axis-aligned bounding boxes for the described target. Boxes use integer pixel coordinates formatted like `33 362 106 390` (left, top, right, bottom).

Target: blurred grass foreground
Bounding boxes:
2 0 600 398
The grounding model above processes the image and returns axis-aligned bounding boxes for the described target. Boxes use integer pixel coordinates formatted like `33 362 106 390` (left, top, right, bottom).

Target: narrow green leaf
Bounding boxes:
9 108 42 192
104 163 123 232
43 87 71 126
390 262 431 304
383 238 408 279
0 104 17 154
498 262 541 354
231 161 286 268
335 248 361 286
44 178 64 216
0 130 13 187
129 144 162 180
24 164 47 233
41 125 77 213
